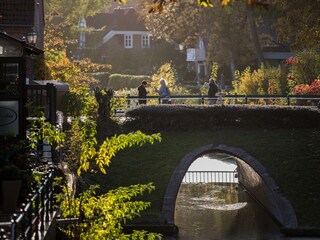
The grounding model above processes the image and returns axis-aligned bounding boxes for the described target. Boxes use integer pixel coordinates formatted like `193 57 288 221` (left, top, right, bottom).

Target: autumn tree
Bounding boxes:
136 0 260 81
271 0 320 50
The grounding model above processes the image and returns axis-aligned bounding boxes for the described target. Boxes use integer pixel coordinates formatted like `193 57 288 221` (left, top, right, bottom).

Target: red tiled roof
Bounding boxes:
0 0 34 26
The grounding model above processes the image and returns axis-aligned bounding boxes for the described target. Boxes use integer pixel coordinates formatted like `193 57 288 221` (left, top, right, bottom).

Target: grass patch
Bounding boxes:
90 127 320 227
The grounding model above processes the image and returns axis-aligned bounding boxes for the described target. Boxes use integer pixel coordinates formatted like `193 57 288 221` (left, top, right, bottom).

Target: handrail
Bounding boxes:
113 94 320 114
116 94 320 101
183 170 238 184
0 169 55 240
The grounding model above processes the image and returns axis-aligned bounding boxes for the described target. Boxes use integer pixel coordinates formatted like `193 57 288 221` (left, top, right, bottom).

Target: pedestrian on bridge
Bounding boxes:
208 78 218 105
138 80 148 104
158 78 171 104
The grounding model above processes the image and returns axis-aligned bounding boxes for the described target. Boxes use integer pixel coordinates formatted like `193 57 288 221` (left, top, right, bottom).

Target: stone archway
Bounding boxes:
161 144 297 229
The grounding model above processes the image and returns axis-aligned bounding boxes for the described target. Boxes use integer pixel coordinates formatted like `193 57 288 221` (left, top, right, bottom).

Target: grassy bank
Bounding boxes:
90 126 320 227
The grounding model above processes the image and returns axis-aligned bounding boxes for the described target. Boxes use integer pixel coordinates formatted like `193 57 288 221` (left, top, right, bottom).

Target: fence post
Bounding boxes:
245 95 248 104
34 190 40 240
20 204 27 239
46 83 56 125
126 94 131 109
287 95 290 106
10 214 18 240
48 169 54 214
0 228 7 239
27 194 33 239
158 97 161 104
201 94 204 105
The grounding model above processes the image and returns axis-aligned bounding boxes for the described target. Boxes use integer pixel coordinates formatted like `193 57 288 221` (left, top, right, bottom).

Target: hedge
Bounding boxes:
124 104 320 131
87 72 110 88
108 74 151 90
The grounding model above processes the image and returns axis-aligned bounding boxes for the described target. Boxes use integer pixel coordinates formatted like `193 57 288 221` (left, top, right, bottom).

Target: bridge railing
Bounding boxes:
182 171 238 184
0 169 55 240
114 94 320 114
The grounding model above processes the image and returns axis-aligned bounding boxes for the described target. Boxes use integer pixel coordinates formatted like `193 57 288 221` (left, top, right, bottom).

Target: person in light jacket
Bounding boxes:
158 78 171 104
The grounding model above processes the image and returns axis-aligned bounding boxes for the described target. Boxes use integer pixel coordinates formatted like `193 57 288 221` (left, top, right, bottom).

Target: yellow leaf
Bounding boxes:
247 0 254 6
220 0 230 6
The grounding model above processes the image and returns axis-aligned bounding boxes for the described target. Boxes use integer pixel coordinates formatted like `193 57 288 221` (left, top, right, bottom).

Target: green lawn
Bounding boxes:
90 127 320 227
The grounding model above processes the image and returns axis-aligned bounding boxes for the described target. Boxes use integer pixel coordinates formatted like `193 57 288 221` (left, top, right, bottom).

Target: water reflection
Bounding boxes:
172 153 280 240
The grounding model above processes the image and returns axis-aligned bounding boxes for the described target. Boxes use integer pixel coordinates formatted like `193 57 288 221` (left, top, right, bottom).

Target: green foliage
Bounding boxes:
125 104 320 131
64 116 161 176
272 0 320 50
87 72 111 89
95 131 161 175
285 50 320 86
108 74 151 90
62 87 98 117
28 112 65 150
233 66 283 95
43 50 98 89
151 63 177 90
64 117 97 174
209 62 219 81
55 180 161 240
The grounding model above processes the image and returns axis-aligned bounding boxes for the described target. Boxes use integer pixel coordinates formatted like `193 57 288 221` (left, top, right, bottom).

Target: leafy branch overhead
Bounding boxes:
115 0 269 13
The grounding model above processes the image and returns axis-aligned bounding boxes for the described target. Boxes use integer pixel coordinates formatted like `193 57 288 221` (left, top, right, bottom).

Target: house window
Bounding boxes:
141 35 150 48
124 35 133 48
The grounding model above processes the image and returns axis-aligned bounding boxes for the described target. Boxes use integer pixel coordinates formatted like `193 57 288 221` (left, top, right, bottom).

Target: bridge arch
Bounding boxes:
161 144 297 228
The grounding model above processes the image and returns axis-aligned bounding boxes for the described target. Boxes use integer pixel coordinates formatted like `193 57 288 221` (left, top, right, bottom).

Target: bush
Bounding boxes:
108 74 151 90
87 72 111 88
124 104 320 131
292 80 320 95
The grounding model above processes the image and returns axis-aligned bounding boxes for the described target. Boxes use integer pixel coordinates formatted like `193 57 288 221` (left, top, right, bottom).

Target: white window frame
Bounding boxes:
141 35 150 48
124 34 133 48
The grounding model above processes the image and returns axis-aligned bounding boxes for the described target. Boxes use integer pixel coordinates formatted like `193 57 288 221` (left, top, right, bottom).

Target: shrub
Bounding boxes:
87 72 111 88
108 74 151 90
285 50 320 86
292 80 320 95
233 66 283 95
124 104 320 131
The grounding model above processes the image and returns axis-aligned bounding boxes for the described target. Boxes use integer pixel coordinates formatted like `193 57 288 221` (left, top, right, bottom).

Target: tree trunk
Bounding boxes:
246 5 264 67
228 49 236 82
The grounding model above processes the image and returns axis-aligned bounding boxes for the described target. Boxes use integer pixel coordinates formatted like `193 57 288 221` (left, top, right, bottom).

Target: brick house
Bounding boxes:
75 7 184 75
0 0 45 82
0 0 45 136
0 0 45 50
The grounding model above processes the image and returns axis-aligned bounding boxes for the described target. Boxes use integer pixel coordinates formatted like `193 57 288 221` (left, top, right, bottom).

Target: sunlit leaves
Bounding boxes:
28 111 65 150
55 180 162 239
94 131 161 175
198 0 214 7
144 0 269 13
147 0 176 13
68 115 161 176
220 0 230 6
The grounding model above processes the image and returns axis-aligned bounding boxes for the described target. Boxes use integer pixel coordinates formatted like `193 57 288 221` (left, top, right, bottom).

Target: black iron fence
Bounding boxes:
0 169 56 240
113 94 320 114
183 171 238 184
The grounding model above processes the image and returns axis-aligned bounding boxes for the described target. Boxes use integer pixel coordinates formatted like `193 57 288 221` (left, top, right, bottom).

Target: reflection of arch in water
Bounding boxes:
161 144 297 229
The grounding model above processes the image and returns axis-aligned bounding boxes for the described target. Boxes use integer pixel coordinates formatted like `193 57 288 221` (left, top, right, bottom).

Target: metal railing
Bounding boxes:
182 170 238 184
114 94 320 114
0 169 56 240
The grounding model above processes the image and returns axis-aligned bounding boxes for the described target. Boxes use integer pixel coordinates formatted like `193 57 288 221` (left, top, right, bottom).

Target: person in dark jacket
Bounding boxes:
208 78 218 105
138 80 148 104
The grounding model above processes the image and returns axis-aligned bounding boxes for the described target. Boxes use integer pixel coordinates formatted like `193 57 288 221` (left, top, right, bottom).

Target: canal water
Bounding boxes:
168 153 281 240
